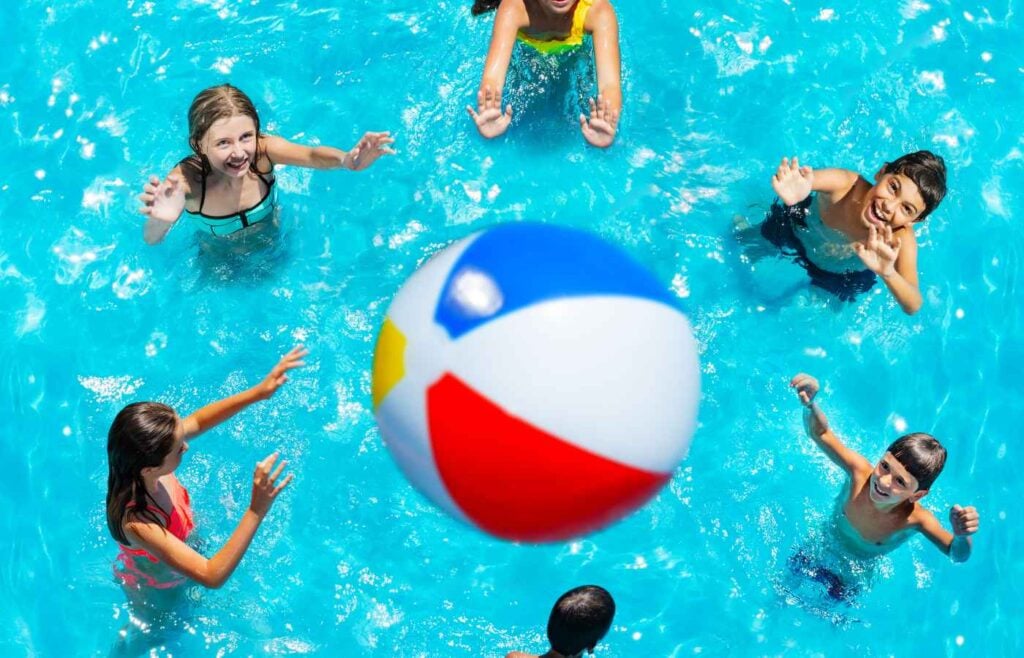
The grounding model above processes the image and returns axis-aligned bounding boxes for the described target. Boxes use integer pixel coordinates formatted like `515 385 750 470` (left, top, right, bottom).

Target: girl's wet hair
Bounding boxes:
183 83 267 178
547 585 616 656
887 432 947 492
472 0 502 15
106 402 179 545
883 150 947 220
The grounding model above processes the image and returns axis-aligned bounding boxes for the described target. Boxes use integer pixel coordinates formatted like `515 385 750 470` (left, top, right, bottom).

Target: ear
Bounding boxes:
140 464 158 478
909 488 929 503
874 165 887 181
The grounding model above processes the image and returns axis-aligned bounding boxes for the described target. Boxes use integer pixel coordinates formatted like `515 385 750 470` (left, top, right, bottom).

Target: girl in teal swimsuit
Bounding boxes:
139 84 395 244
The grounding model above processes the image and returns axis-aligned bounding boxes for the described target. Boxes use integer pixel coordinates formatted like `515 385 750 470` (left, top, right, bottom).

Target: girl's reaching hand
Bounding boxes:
344 132 396 171
580 94 619 148
249 451 293 517
139 173 186 224
254 345 308 401
467 85 513 139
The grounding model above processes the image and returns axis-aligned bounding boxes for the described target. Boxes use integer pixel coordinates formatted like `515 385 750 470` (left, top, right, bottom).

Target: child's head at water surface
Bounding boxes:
105 402 188 544
867 150 947 228
546 585 616 657
186 84 264 179
869 432 947 506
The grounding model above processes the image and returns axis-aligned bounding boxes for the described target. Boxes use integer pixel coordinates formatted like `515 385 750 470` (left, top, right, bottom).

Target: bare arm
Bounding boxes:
588 1 621 114
467 1 523 138
771 159 858 207
791 374 872 475
882 226 922 314
916 505 978 562
181 346 307 439
125 453 293 588
261 134 393 172
140 167 191 245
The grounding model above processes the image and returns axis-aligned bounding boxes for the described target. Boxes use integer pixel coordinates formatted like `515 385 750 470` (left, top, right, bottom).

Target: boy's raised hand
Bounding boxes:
467 85 513 139
139 173 186 224
950 505 980 536
854 224 901 277
580 94 619 148
790 373 820 406
771 157 814 206
254 345 308 401
344 132 396 171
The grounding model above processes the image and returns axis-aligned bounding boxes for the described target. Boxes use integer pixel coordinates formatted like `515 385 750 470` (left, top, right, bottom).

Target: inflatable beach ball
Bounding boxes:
371 223 700 542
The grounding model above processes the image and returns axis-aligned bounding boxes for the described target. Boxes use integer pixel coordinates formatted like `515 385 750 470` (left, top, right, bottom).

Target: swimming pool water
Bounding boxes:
1 1 1021 655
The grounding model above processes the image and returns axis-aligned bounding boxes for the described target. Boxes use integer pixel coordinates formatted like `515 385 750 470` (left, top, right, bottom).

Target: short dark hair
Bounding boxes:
883 150 947 220
886 432 947 491
471 0 501 15
547 586 615 656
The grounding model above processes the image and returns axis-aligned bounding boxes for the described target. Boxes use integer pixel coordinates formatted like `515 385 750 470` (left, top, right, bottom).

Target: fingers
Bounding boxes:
504 104 513 119
269 458 288 484
273 472 295 496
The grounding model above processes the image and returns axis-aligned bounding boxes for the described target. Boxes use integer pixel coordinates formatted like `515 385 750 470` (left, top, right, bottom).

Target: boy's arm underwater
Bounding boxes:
914 504 980 562
790 374 873 475
181 346 307 439
261 133 394 172
124 452 293 588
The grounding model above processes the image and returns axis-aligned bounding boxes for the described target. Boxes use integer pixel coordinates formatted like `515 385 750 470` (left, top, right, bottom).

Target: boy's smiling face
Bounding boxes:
863 171 927 231
869 451 925 507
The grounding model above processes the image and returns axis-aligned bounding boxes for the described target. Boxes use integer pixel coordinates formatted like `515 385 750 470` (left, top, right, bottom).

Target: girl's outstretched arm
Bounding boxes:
181 346 307 439
140 167 190 245
124 452 293 588
261 133 394 172
467 0 524 138
580 0 622 147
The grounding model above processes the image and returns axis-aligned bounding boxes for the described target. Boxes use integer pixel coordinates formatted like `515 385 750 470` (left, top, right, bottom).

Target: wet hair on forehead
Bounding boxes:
187 84 262 154
882 150 947 220
886 432 947 491
547 585 615 655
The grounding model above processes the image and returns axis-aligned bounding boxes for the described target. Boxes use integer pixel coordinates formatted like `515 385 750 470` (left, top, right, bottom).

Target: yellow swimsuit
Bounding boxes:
516 0 593 55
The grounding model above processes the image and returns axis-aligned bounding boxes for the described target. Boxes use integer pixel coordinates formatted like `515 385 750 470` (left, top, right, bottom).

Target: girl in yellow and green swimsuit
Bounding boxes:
467 0 622 148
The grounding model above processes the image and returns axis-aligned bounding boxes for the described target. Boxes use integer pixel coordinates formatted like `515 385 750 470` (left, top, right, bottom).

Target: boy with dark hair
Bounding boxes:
791 373 978 561
507 585 616 658
764 150 947 314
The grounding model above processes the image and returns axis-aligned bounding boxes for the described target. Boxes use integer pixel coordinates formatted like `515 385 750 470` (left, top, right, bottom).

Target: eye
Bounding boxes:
881 462 890 471
217 140 229 147
889 181 897 192
241 132 254 141
903 204 914 216
896 477 906 487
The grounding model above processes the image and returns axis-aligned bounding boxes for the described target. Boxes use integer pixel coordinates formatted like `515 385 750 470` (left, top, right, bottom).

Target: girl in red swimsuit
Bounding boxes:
107 345 306 591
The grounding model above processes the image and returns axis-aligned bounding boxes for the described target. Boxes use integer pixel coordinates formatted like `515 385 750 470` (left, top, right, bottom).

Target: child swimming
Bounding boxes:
107 346 306 590
467 0 622 148
790 373 978 562
139 84 394 244
766 151 947 314
506 585 616 658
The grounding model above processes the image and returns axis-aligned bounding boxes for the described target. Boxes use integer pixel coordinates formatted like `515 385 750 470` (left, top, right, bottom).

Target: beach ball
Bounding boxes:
372 223 700 542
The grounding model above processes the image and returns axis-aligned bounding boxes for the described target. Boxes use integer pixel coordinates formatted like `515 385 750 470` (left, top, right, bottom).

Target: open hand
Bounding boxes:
771 157 814 206
254 345 308 401
854 224 901 277
790 373 820 406
139 173 186 224
949 505 979 536
344 132 396 171
466 85 513 139
580 94 619 148
249 451 294 517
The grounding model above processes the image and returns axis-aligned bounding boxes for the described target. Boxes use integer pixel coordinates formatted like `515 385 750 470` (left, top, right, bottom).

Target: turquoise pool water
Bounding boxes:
2 1 1021 655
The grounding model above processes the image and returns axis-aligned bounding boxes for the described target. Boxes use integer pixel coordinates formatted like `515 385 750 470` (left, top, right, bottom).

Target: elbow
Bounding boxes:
901 298 922 315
